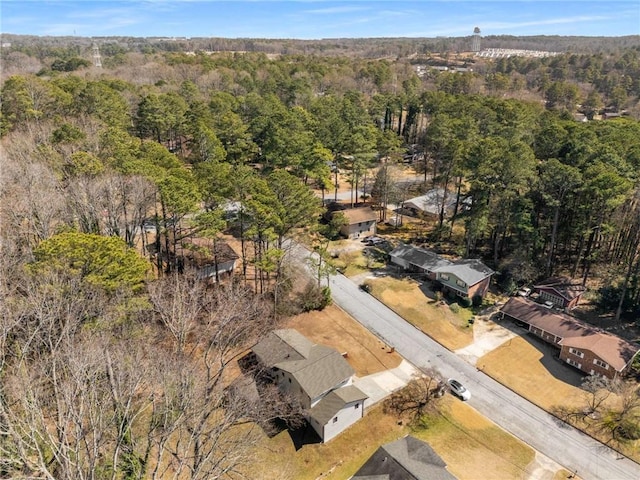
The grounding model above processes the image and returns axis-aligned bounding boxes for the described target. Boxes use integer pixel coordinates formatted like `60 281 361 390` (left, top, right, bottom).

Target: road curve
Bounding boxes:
291 239 640 480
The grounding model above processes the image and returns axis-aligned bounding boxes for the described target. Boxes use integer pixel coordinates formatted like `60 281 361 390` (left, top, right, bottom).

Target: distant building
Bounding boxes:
472 27 481 53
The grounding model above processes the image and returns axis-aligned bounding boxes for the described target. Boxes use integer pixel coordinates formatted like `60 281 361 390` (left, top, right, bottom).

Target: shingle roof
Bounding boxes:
533 277 586 301
433 259 494 286
352 436 457 480
501 297 640 371
389 244 452 272
309 385 367 425
253 329 355 399
340 206 377 225
403 188 456 215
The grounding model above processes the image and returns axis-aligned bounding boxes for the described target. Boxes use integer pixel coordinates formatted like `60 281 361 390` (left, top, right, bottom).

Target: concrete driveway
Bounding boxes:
353 359 418 408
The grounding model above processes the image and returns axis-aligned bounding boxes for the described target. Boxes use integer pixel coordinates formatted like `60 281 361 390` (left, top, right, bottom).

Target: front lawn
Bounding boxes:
365 276 474 350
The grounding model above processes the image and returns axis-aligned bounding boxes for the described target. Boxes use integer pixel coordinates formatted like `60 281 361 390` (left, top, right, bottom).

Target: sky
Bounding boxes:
2 1 639 39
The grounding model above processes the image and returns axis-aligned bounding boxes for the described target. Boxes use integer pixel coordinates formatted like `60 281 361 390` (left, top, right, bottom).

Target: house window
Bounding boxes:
456 279 466 288
569 348 584 358
333 417 338 423
288 378 291 383
566 358 582 369
593 358 609 369
354 403 359 409
440 274 450 281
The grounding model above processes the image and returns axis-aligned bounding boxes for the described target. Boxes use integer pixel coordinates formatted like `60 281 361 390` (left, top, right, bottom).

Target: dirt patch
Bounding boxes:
286 304 402 376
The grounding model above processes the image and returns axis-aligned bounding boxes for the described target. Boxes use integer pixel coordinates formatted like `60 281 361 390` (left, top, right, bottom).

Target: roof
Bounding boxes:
339 206 377 225
389 244 452 272
403 188 455 215
533 277 586 302
309 385 368 425
177 238 239 267
352 436 457 480
253 329 355 399
433 259 494 286
501 297 640 371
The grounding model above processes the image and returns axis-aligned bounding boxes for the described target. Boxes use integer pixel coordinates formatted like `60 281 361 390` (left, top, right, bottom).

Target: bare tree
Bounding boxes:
383 369 446 427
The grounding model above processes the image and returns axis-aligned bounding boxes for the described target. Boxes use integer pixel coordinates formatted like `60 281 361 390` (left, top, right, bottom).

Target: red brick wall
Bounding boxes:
559 346 619 379
468 277 491 298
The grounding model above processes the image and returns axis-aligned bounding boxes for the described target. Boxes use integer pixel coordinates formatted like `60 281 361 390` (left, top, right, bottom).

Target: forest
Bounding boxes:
1 35 640 478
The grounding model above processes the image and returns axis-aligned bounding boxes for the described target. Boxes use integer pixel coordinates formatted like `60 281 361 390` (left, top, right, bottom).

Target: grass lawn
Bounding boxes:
252 396 550 480
366 276 474 351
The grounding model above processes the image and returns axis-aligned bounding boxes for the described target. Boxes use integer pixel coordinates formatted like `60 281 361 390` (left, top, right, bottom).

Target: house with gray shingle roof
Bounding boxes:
351 435 457 479
388 244 452 279
253 329 368 442
433 259 494 299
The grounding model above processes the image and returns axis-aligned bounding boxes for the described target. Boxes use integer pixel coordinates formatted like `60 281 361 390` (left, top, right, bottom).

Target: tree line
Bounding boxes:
1 42 640 477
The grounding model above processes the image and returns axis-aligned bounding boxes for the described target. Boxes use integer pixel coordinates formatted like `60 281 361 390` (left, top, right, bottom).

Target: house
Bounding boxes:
388 244 452 280
177 238 239 281
433 259 494 299
402 189 456 219
533 277 586 310
252 329 368 442
338 206 377 239
500 297 640 379
351 435 457 480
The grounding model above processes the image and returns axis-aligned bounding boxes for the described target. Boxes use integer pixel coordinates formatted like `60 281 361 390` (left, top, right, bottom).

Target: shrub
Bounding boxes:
299 283 332 312
449 303 460 313
472 295 483 307
458 296 472 308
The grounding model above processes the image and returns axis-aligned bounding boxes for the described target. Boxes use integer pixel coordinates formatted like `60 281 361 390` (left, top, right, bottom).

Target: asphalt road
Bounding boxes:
291 241 640 480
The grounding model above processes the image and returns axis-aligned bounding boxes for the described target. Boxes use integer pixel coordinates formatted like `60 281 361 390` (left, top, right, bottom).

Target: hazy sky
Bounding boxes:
2 1 639 39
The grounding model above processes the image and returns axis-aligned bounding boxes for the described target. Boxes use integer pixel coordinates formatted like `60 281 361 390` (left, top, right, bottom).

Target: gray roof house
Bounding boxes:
253 329 368 442
433 259 494 298
351 435 457 480
402 189 456 218
389 244 452 279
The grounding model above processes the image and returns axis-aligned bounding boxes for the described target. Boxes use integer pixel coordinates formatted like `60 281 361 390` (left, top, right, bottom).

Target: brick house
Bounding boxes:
252 329 368 442
433 259 494 299
500 297 640 379
533 277 586 310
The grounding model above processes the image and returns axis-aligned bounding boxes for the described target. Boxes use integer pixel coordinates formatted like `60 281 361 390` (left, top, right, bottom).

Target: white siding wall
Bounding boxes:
321 400 364 442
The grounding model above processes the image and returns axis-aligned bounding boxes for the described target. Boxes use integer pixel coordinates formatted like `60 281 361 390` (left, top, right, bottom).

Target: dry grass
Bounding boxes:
286 304 402 376
477 336 586 410
366 276 474 350
252 396 543 480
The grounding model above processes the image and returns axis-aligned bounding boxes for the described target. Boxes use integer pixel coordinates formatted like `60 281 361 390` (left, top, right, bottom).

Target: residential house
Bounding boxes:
177 237 239 281
252 329 368 442
351 435 457 480
533 277 586 310
402 188 455 219
433 259 494 299
500 297 640 379
338 206 378 239
388 244 452 280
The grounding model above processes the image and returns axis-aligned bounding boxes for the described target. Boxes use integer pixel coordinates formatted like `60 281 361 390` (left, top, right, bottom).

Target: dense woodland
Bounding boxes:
1 34 640 478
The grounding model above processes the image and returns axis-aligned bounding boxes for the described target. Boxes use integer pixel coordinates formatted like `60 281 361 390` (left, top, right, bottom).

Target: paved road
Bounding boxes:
291 244 639 480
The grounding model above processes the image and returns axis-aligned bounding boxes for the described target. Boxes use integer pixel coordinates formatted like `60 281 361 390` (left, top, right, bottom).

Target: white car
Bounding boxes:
448 378 471 401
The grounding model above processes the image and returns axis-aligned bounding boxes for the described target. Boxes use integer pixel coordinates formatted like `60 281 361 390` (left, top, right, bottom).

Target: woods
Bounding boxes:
1 34 640 477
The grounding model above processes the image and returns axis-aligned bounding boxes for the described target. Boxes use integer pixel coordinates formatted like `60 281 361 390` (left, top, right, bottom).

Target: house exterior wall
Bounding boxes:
468 276 491 298
317 400 364 442
528 325 562 345
341 220 376 239
536 288 567 308
437 273 469 297
274 370 311 409
559 346 620 379
200 260 236 280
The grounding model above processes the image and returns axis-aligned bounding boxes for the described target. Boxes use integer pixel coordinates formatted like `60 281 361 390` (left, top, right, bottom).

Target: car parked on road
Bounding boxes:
447 378 471 401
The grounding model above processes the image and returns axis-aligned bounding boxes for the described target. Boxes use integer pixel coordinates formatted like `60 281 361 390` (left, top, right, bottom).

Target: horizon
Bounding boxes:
1 1 639 40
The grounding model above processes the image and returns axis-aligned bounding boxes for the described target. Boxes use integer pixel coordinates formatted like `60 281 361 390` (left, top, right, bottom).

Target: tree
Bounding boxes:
30 232 150 293
383 369 445 427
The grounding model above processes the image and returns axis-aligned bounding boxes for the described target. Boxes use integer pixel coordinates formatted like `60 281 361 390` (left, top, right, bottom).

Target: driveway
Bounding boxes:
353 359 418 408
289 241 640 480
